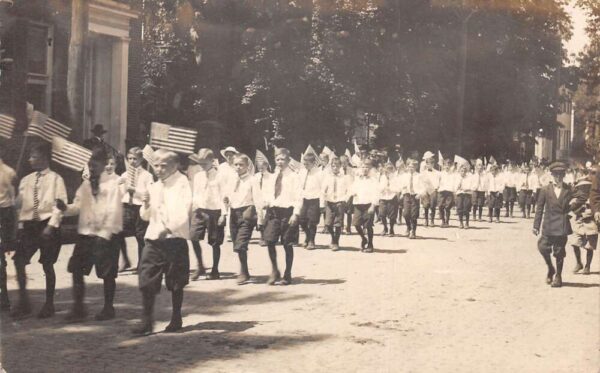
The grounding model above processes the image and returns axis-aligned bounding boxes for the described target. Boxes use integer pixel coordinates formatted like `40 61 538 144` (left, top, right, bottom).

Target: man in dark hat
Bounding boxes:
533 161 573 288
83 124 108 150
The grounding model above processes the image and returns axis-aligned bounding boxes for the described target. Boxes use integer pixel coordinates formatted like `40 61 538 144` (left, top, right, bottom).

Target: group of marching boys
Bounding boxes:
0 141 597 335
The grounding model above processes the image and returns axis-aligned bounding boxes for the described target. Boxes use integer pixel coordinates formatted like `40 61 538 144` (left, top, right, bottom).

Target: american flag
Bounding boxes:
27 111 71 142
142 144 155 166
51 136 92 172
0 114 16 139
288 157 302 173
149 122 197 154
255 149 271 170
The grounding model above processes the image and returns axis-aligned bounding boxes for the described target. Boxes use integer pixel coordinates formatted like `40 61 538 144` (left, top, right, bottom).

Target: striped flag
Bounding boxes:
288 157 302 173
0 114 16 139
51 136 92 172
142 144 155 166
27 111 71 142
149 122 197 154
255 149 271 170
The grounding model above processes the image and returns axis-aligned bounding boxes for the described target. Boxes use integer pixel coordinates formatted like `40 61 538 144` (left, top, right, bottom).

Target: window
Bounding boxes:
26 22 53 114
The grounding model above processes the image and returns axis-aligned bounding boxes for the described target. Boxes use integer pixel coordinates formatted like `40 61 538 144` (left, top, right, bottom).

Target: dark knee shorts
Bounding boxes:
352 204 374 227
299 198 321 226
68 235 119 279
190 208 225 245
123 204 149 239
0 206 16 252
139 238 190 294
402 194 420 220
519 190 534 206
538 235 567 259
455 194 472 216
14 220 61 266
487 192 503 209
421 191 438 209
264 207 299 246
438 191 454 209
230 206 257 252
325 201 346 228
503 187 517 204
471 191 485 207
379 197 399 223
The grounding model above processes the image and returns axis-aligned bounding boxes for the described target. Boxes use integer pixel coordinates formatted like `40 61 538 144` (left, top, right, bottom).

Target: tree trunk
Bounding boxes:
66 0 88 141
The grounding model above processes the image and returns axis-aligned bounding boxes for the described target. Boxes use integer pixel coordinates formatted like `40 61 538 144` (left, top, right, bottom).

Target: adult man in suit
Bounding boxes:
533 161 573 288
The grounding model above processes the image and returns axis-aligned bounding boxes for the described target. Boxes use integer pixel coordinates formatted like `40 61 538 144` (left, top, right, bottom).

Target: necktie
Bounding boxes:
409 173 414 194
274 171 283 199
234 176 242 192
33 171 41 220
260 173 264 189
128 167 137 204
333 175 338 201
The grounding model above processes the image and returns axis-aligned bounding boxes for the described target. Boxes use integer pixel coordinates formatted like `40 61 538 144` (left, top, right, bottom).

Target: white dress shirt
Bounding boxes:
349 176 380 205
141 171 192 240
396 171 424 196
0 161 16 208
17 168 67 222
419 169 441 194
50 172 123 240
378 173 398 200
454 173 473 195
120 166 154 205
322 172 351 203
471 171 487 192
298 167 323 200
192 167 225 211
518 172 540 191
438 171 456 192
263 167 302 215
502 171 518 188
486 173 505 193
223 172 263 211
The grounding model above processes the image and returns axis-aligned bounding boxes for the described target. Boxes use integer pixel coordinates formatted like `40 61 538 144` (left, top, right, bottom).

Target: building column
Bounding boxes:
111 36 129 153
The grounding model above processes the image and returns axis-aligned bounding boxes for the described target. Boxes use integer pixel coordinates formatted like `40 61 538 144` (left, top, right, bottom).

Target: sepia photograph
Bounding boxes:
0 0 598 372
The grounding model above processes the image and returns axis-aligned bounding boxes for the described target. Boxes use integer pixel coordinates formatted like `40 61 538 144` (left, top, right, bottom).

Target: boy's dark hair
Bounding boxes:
30 142 51 160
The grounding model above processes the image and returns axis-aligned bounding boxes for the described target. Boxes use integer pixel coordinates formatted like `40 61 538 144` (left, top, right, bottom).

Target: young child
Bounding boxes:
298 150 323 250
254 154 273 247
348 159 379 252
502 162 518 218
378 162 399 236
569 170 596 275
397 158 422 239
486 164 505 223
262 148 301 285
223 153 262 285
419 152 440 227
0 149 16 311
52 148 124 322
438 159 455 227
12 143 67 319
340 155 355 234
454 162 473 229
189 149 226 280
132 149 192 335
471 160 487 222
121 147 153 271
322 157 350 251
517 164 539 219
533 161 573 288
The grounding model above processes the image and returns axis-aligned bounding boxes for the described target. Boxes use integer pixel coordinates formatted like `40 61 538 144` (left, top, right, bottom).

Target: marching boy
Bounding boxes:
533 161 573 288
52 148 124 321
262 148 301 285
569 170 596 275
222 154 262 285
348 159 380 252
486 164 505 223
503 162 519 218
471 160 487 222
454 161 473 229
121 147 153 271
132 149 192 335
397 158 422 239
322 157 350 251
12 143 67 319
517 164 539 219
0 149 16 311
420 152 440 227
298 148 323 250
189 149 226 280
339 154 355 234
438 159 455 227
254 153 273 246
378 161 399 236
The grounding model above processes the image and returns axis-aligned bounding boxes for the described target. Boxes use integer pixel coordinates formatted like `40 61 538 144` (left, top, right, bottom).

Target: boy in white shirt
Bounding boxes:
53 148 124 322
12 143 67 319
222 154 262 285
518 164 539 219
503 162 518 218
339 155 355 234
438 159 455 228
471 160 487 222
131 149 192 335
298 152 323 250
397 159 422 239
348 159 379 252
486 164 505 223
322 157 350 251
0 150 16 311
454 163 473 229
378 162 399 237
419 153 440 227
254 156 273 246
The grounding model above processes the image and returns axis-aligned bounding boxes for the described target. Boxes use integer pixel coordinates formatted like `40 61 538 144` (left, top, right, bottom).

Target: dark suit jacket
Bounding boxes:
533 183 573 236
82 137 126 175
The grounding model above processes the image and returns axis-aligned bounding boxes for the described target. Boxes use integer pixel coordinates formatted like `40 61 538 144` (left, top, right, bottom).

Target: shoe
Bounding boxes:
360 237 368 250
95 306 115 321
331 244 340 252
430 220 435 227
64 307 87 323
10 302 31 319
164 318 183 333
205 270 220 280
573 263 583 273
546 267 556 285
190 267 206 281
259 239 267 247
37 303 55 319
495 218 500 223
267 270 281 286
306 242 316 250
387 232 395 237
409 232 416 239
131 321 153 336
382 228 388 235
280 273 292 286
345 227 351 234
364 246 374 253
236 273 250 285
582 267 591 275
459 223 464 229
404 229 410 236
302 241 309 248
551 275 562 288
424 220 429 227
465 222 469 229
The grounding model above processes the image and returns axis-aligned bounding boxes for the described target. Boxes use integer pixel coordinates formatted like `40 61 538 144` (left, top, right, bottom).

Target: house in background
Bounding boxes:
0 0 142 159
535 86 573 162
